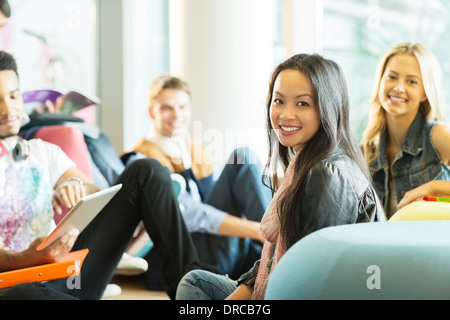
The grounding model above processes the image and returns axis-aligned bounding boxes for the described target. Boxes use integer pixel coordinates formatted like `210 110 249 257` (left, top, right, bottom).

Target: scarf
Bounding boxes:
252 155 298 300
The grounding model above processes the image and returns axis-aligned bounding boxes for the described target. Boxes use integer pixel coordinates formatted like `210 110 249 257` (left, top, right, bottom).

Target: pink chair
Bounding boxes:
34 125 94 180
33 125 94 223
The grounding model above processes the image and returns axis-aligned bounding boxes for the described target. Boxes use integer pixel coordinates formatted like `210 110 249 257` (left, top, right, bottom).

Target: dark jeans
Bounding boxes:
2 158 200 300
190 148 271 279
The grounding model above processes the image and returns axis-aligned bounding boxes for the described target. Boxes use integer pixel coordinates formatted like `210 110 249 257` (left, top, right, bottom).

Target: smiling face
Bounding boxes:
0 70 23 138
269 69 321 152
149 88 191 137
378 53 427 120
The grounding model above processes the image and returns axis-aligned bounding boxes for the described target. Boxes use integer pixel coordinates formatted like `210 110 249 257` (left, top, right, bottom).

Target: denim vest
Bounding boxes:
369 112 450 215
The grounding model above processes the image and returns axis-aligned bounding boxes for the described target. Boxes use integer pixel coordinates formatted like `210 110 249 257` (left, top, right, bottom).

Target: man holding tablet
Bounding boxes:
0 50 199 300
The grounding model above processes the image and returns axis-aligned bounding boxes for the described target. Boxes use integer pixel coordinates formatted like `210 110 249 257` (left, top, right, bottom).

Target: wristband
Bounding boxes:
65 177 84 186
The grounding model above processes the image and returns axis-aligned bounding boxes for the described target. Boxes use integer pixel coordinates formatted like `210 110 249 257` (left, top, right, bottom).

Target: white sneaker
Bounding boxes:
102 284 122 299
115 252 148 276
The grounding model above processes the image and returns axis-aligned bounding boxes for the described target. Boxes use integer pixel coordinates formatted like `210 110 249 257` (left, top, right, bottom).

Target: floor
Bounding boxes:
103 275 169 300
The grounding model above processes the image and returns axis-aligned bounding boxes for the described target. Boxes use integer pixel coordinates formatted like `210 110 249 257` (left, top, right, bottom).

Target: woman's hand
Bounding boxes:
397 180 450 211
225 284 253 300
396 185 429 211
33 97 64 114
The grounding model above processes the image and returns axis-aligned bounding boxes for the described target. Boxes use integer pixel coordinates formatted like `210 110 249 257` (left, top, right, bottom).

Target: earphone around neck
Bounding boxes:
0 136 29 162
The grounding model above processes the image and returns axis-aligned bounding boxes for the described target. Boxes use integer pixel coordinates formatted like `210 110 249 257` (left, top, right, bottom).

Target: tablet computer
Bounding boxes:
36 184 122 251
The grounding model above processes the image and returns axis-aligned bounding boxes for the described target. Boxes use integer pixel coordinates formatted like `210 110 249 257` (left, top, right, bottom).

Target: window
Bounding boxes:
4 0 97 96
322 0 450 139
123 0 170 149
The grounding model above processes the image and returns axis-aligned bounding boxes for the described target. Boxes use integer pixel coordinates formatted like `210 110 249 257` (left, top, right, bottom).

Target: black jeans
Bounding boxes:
2 158 200 300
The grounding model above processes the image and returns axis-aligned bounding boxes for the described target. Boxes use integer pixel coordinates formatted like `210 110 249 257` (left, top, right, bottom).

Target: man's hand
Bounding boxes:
33 97 64 114
0 228 79 272
218 215 265 243
53 179 86 215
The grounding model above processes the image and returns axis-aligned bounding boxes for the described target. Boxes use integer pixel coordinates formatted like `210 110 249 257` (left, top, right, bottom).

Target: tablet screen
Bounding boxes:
37 184 122 251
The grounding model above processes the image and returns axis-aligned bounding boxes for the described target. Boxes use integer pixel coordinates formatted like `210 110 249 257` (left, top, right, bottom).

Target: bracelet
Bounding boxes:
65 177 84 186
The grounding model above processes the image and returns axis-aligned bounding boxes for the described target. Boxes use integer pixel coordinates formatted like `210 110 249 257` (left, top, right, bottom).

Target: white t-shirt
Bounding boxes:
0 138 75 252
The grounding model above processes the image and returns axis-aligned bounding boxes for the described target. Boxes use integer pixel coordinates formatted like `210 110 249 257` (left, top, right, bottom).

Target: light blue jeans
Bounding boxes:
176 269 238 300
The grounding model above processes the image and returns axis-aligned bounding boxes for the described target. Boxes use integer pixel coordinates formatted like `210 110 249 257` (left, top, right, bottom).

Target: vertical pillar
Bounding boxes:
169 0 275 164
97 0 124 153
123 0 170 151
283 0 323 56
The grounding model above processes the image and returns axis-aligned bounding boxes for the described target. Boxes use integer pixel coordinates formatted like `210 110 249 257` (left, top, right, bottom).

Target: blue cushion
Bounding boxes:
265 221 450 300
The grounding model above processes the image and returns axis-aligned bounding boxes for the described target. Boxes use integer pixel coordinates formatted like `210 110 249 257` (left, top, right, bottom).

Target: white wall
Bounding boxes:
285 0 323 55
97 0 321 161
169 0 276 165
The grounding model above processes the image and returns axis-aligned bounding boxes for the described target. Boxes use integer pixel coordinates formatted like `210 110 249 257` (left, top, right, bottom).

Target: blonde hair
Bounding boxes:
147 75 191 109
361 42 446 164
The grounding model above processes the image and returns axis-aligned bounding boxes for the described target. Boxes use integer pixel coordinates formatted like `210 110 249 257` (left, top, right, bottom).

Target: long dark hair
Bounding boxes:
0 0 11 18
263 53 369 249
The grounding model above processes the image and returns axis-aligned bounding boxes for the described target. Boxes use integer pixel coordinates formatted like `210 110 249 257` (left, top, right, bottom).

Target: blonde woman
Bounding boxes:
361 42 450 217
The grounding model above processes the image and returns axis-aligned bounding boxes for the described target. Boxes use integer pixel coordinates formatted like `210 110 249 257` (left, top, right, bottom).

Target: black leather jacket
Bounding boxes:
238 149 386 287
